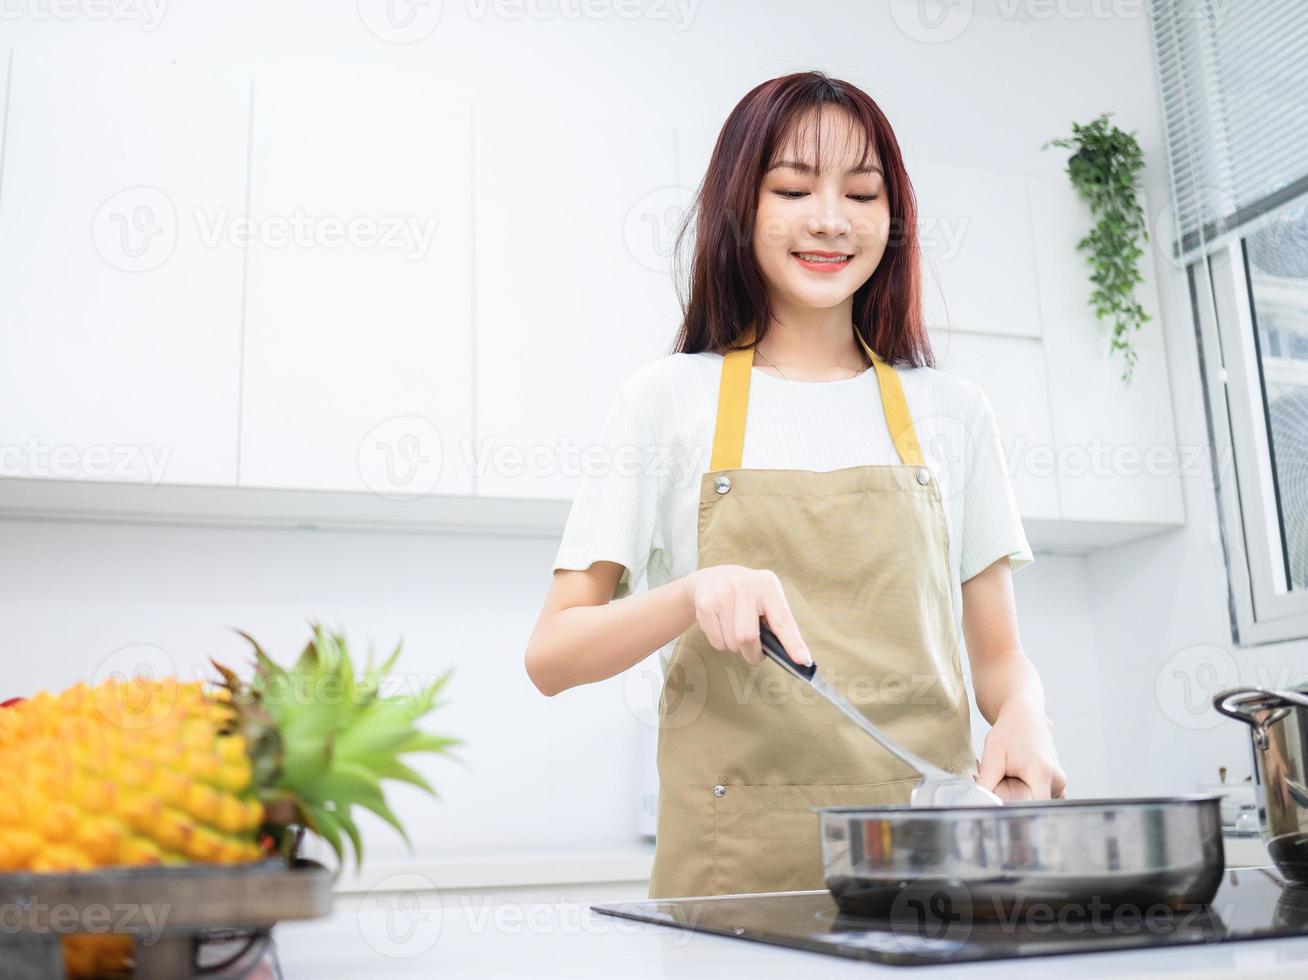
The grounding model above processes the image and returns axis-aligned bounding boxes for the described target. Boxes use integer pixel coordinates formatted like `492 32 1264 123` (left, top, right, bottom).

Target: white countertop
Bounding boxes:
272 885 1308 979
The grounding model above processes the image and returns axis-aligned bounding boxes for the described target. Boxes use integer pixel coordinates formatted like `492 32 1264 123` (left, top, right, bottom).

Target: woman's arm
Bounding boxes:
525 562 814 697
962 556 1067 799
525 562 699 696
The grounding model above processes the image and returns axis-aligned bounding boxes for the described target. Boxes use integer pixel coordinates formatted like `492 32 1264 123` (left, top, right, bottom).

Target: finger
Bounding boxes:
734 592 764 664
975 742 1006 792
760 581 811 666
1050 768 1069 800
717 589 739 656
1022 766 1053 801
700 602 725 652
997 776 1033 801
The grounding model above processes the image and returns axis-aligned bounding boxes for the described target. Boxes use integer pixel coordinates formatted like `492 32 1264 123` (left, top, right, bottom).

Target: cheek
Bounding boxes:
753 204 796 256
850 207 891 250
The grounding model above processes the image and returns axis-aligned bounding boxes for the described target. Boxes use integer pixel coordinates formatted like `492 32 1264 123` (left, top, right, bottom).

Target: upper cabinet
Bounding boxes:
929 329 1061 522
913 161 1043 339
0 59 1187 550
1026 175 1186 528
0 57 247 487
238 72 475 497
472 104 682 501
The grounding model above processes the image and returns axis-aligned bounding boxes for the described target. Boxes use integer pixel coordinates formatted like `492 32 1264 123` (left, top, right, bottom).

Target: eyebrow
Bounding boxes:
766 159 883 177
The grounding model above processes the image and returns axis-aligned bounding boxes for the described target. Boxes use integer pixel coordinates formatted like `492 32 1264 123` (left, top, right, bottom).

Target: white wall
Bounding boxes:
0 518 642 863
1083 220 1308 796
0 0 1267 872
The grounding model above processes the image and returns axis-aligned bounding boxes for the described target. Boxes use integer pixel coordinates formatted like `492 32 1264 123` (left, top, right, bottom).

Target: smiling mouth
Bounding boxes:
792 251 853 264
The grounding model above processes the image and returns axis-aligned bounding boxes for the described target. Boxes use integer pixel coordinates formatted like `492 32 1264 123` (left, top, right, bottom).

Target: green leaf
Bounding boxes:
304 804 345 865
374 758 438 797
335 806 365 871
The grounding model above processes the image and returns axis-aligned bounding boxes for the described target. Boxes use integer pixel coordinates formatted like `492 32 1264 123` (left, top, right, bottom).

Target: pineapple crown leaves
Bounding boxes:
212 623 462 872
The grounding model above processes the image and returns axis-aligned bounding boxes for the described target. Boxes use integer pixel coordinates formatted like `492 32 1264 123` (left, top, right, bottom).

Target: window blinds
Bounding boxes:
1149 0 1308 263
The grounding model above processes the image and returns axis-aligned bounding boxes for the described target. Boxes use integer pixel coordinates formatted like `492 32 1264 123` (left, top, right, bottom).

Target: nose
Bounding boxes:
804 198 852 238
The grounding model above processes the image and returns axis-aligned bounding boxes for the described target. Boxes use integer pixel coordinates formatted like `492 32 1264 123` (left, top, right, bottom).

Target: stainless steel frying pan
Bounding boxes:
757 621 1226 918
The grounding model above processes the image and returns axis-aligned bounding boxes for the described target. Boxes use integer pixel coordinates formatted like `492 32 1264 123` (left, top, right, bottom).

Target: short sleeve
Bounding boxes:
551 375 661 601
958 387 1034 582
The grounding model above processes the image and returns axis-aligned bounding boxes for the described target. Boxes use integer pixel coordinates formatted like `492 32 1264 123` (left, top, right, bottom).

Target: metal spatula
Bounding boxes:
758 621 1002 807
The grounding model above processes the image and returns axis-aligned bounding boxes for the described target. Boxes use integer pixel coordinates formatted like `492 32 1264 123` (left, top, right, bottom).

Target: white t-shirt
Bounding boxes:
551 351 1034 670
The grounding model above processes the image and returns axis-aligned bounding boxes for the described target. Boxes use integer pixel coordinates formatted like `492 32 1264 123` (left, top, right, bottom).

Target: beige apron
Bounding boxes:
646 325 977 899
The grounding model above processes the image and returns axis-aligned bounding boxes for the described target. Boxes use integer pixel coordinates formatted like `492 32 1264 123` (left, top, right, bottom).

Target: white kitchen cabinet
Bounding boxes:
0 56 247 487
929 329 1061 521
1026 175 1186 528
238 72 475 497
913 161 1043 339
473 104 682 500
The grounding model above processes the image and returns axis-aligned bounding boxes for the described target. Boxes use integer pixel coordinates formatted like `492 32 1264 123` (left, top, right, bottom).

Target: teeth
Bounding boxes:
795 253 850 263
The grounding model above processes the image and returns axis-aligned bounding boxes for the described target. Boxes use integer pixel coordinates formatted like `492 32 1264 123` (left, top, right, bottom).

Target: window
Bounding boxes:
1151 0 1308 643
1190 194 1308 642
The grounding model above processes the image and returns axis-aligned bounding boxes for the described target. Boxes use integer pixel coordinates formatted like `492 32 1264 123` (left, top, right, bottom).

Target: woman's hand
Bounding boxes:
689 565 811 666
975 701 1067 801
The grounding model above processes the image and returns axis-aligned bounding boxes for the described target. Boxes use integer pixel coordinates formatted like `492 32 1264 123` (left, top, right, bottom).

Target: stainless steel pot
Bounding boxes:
1214 687 1308 882
815 796 1224 919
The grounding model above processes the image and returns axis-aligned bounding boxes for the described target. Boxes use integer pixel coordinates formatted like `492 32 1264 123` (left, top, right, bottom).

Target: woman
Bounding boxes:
524 71 1066 899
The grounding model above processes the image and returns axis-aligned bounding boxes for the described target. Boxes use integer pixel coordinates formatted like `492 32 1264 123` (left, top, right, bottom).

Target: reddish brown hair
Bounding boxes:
670 71 933 368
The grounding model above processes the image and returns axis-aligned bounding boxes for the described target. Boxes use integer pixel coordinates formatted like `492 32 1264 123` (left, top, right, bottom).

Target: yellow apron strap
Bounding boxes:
710 327 925 470
710 330 756 471
853 331 925 468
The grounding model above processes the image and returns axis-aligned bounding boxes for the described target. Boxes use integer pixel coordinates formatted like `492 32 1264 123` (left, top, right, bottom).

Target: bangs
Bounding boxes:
765 104 880 177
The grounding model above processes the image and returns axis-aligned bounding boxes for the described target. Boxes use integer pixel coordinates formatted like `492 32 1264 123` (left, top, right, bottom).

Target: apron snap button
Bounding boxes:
713 476 732 495
713 784 726 797
915 466 931 485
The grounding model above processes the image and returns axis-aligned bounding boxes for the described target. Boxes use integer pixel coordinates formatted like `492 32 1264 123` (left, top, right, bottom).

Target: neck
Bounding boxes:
755 301 868 376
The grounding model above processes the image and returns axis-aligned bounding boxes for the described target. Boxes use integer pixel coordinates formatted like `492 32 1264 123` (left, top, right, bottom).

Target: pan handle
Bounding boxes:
759 621 817 682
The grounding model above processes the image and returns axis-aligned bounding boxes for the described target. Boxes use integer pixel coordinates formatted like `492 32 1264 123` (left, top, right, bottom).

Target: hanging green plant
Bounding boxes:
1043 113 1151 384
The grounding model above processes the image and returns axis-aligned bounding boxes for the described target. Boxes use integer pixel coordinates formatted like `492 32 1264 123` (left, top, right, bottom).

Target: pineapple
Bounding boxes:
0 624 459 979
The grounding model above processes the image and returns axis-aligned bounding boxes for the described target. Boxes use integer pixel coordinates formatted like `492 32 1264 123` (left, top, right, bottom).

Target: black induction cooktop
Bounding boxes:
590 868 1308 966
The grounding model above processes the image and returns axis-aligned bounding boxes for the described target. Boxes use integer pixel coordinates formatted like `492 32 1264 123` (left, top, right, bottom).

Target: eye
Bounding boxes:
773 190 877 202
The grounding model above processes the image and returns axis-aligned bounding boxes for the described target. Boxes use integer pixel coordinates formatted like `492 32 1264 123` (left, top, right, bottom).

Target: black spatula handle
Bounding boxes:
759 621 817 682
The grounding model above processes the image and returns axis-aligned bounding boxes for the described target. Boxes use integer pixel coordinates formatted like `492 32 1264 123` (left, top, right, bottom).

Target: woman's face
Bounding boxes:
752 108 891 313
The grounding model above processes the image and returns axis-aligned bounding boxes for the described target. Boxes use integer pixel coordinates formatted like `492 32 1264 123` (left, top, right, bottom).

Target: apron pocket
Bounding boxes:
712 779 918 895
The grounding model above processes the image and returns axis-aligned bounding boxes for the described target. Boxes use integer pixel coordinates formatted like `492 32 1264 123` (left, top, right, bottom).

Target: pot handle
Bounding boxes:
1213 687 1308 721
1213 687 1308 749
